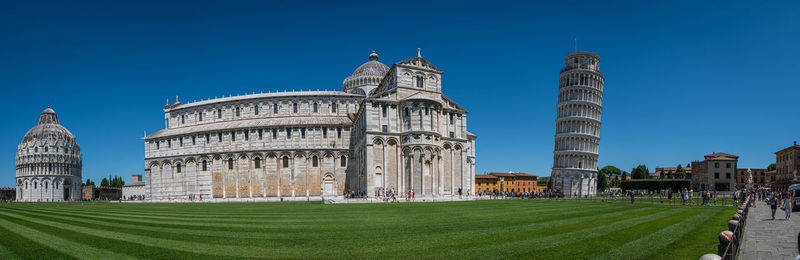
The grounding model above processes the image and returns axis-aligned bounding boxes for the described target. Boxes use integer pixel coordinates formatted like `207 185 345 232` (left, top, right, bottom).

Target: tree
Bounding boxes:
686 163 691 168
600 166 621 177
631 165 650 179
675 164 687 179
100 178 109 187
767 163 777 171
597 170 608 191
666 170 674 179
84 179 95 186
621 172 628 181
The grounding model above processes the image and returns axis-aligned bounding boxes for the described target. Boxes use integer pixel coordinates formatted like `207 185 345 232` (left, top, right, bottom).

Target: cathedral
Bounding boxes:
143 50 477 201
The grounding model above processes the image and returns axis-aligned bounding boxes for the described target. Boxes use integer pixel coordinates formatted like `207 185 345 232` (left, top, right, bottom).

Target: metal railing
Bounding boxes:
720 196 749 259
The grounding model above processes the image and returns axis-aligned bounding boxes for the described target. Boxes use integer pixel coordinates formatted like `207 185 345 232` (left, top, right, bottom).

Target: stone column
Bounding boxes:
249 158 253 198
399 150 405 194
276 156 281 198
450 149 454 195
366 143 374 197
306 156 310 198
410 151 415 194
382 143 386 192
291 154 295 198
235 158 240 198
396 144 401 193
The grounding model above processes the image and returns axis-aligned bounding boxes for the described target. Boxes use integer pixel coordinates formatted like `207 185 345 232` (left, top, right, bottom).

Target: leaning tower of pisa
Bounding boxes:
551 51 604 198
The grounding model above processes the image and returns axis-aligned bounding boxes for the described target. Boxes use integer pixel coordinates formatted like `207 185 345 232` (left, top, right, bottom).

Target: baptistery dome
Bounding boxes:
343 50 389 95
15 107 82 201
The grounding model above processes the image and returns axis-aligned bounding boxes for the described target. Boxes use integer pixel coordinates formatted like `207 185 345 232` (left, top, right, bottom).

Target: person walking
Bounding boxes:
771 195 779 220
668 190 673 205
785 191 793 220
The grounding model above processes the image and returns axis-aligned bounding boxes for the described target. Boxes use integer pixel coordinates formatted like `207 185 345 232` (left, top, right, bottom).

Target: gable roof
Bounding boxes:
704 152 739 161
396 56 442 73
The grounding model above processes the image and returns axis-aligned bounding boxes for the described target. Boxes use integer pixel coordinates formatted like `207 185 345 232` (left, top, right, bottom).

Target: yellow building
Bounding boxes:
475 172 539 193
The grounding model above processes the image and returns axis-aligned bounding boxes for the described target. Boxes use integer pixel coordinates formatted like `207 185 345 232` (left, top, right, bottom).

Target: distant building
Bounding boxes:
766 170 777 187
0 188 15 201
122 174 146 200
475 174 499 193
735 168 767 190
475 172 539 194
775 141 800 190
691 153 738 191
82 185 122 201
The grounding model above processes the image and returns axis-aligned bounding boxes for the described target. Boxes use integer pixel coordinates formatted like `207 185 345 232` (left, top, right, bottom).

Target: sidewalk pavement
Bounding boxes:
740 200 800 259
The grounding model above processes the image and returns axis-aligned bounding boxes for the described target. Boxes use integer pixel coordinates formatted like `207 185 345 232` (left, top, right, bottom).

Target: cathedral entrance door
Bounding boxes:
64 178 73 201
323 173 335 196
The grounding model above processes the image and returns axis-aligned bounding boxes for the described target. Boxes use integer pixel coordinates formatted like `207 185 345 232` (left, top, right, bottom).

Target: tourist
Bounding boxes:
630 191 635 204
784 191 793 220
771 195 778 220
668 190 673 204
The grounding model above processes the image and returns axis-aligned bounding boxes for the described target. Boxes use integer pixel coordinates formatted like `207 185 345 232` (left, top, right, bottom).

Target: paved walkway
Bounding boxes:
740 200 800 259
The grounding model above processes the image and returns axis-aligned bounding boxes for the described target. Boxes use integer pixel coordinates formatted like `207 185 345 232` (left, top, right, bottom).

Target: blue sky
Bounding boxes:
1 1 798 186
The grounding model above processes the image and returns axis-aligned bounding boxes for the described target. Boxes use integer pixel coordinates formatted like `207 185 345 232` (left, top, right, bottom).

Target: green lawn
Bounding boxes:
0 200 734 259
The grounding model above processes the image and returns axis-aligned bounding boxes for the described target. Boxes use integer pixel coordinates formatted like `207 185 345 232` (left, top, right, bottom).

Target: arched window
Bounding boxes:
176 163 182 173
254 105 259 115
331 102 337 113
416 76 424 88
235 107 240 117
293 103 298 113
181 115 185 124
273 104 279 114
340 156 346 167
217 109 222 119
313 103 318 113
254 158 261 169
282 157 289 168
228 158 234 170
202 160 208 171
34 182 37 189
312 156 318 167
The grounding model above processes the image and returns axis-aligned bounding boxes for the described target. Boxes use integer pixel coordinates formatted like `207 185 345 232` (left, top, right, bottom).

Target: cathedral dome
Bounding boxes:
343 51 389 95
21 107 76 144
350 51 389 78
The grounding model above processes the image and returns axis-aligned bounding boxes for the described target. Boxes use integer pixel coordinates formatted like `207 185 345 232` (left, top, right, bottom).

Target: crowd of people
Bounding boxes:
747 188 794 220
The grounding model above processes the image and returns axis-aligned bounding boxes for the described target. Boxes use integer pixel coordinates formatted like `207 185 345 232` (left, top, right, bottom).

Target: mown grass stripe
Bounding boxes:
0 212 134 260
7 203 633 251
33 200 572 223
604 207 725 260
645 207 731 259
0 209 324 258
353 206 658 258
460 206 688 259
537 208 711 259
16 202 614 234
0 200 735 259
0 211 241 260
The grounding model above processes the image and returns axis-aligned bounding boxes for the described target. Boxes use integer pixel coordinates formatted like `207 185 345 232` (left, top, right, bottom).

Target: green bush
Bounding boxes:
620 179 690 191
